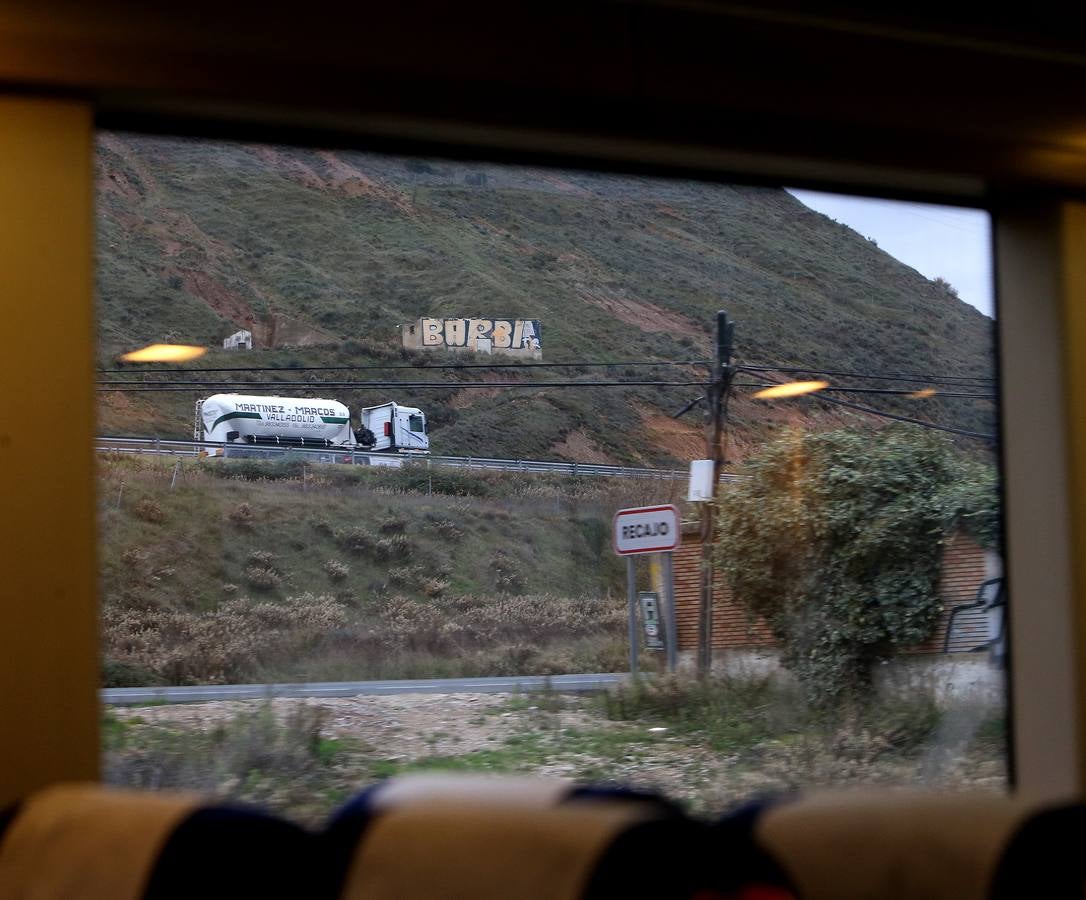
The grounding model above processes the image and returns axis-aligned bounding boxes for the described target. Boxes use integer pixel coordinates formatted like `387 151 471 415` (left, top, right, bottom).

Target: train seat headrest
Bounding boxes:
716 790 1054 900
0 783 316 900
323 774 705 900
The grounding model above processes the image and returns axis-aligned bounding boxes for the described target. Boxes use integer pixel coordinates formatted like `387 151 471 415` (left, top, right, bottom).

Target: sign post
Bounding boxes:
613 505 680 675
626 557 639 676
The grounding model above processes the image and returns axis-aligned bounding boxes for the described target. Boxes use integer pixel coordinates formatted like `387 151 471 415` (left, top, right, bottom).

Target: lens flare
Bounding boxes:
753 380 829 399
119 344 207 363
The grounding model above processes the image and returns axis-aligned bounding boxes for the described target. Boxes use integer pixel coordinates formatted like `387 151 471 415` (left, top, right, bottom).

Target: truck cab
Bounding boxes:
358 402 429 453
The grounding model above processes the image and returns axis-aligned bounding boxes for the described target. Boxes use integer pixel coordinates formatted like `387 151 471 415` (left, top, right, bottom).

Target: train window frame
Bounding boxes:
7 93 1085 803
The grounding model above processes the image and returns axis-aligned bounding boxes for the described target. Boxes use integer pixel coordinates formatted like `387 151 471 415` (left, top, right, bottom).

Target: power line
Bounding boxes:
96 378 996 400
733 382 996 399
96 379 706 392
791 390 997 441
95 352 999 436
97 360 712 375
736 363 994 385
98 358 996 386
742 371 994 440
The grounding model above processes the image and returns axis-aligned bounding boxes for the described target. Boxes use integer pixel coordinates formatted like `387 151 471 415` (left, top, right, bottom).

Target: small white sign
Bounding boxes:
613 505 680 556
687 459 715 502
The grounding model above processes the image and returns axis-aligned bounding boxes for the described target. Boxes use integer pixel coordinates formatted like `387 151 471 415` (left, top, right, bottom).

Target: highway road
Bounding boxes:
101 672 628 705
96 435 741 482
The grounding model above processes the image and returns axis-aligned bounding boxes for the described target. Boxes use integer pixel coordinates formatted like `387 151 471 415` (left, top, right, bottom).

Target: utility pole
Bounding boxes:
698 310 736 676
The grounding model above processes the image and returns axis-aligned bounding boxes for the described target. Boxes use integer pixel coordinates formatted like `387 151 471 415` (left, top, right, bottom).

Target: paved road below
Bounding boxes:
102 673 628 705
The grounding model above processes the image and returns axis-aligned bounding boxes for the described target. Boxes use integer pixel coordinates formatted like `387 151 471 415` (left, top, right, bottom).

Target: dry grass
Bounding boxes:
101 590 625 685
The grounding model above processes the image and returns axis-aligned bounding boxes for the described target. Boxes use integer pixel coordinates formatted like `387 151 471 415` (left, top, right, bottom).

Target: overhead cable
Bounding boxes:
791 391 997 441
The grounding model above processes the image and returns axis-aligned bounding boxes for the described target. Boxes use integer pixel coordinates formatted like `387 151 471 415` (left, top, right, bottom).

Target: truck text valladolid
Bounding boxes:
196 394 429 456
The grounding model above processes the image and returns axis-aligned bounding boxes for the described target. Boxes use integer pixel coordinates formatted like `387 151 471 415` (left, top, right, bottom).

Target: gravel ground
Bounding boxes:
107 691 1007 825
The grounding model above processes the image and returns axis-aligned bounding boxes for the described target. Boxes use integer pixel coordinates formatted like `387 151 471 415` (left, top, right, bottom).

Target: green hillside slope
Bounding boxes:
96 134 995 464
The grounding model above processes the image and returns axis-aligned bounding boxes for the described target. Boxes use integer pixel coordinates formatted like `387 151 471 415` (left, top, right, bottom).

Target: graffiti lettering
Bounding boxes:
467 319 491 345
492 320 512 349
422 318 444 346
444 319 467 347
407 318 541 356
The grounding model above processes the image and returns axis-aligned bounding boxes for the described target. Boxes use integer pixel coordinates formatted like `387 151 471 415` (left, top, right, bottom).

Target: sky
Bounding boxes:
787 189 994 318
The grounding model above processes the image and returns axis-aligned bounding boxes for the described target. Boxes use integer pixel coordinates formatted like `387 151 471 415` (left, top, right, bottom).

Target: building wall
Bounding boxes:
401 317 542 359
673 535 773 651
909 531 990 654
673 530 992 654
223 329 252 350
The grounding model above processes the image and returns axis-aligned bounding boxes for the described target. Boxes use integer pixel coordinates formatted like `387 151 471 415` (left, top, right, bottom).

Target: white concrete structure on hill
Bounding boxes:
223 329 252 350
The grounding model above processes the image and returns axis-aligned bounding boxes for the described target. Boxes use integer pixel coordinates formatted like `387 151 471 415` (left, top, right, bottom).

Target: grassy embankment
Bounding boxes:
100 454 684 686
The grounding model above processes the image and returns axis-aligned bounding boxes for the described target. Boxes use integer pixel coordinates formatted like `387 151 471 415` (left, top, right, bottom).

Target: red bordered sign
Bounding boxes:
612 505 680 556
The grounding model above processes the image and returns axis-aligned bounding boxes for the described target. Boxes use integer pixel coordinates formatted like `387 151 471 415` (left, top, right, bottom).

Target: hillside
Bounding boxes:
98 454 678 685
96 133 996 465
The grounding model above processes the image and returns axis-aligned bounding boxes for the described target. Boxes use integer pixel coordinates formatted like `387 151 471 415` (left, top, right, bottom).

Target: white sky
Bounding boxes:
787 189 994 318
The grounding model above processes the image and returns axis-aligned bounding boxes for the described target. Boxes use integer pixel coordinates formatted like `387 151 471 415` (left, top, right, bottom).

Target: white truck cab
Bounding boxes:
358 402 429 453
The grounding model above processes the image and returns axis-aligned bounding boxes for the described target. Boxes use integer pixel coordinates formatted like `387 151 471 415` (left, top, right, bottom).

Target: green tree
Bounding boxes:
715 427 999 705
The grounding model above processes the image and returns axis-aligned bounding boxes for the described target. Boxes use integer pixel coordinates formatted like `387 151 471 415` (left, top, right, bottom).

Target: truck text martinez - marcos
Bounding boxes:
196 394 429 456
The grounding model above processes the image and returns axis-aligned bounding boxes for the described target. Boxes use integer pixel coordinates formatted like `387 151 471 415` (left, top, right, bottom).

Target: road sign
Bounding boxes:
639 592 665 650
613 504 680 555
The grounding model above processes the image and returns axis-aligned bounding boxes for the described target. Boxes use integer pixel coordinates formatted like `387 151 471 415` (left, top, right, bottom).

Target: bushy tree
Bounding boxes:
715 427 999 705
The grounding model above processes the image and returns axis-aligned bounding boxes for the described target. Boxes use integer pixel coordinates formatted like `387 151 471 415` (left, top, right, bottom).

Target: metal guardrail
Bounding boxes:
102 673 629 705
96 436 736 482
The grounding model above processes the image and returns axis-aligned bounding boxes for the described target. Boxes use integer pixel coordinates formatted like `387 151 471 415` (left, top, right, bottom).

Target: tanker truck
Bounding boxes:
197 394 429 457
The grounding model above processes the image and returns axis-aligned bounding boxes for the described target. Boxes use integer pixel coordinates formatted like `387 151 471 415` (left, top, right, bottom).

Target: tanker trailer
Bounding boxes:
198 394 356 456
196 394 430 457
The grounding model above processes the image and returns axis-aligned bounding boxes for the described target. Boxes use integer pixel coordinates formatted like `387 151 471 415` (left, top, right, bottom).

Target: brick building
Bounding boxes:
672 528 998 655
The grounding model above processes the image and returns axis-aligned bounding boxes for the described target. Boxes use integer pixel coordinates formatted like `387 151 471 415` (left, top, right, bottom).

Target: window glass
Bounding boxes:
97 135 1006 826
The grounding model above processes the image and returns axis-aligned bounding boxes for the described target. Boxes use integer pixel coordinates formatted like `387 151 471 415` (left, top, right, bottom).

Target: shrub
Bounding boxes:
425 519 463 541
102 702 340 824
205 459 305 481
324 559 350 581
101 660 164 688
496 572 523 592
382 466 491 498
133 498 166 524
375 534 411 561
248 549 276 568
100 593 349 683
228 502 255 529
716 427 999 705
491 550 525 593
245 566 281 591
388 566 420 587
336 527 378 556
379 514 408 534
121 547 148 566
